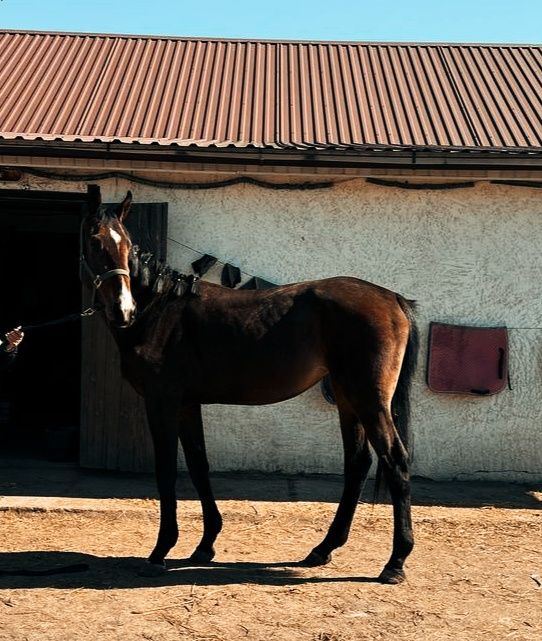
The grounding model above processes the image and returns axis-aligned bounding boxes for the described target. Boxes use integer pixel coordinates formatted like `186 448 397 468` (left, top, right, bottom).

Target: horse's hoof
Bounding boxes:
378 567 406 584
189 548 215 564
300 550 332 567
138 561 167 577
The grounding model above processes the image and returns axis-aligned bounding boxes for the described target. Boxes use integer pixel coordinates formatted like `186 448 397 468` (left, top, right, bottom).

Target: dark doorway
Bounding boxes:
0 190 85 460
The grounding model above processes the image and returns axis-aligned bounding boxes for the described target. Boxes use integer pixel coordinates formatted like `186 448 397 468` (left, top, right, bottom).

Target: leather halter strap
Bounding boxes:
79 256 130 289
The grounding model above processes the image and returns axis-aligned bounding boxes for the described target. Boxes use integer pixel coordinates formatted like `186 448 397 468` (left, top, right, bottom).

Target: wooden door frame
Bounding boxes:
80 200 169 472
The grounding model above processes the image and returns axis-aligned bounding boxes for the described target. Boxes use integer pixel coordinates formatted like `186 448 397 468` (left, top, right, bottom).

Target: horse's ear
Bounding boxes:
118 191 133 222
87 184 102 215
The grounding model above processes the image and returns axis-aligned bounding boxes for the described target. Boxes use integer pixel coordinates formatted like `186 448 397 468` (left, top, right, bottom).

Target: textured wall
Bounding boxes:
10 173 542 480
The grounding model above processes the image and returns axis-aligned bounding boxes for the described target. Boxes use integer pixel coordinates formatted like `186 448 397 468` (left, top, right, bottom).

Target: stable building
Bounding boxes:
0 30 541 481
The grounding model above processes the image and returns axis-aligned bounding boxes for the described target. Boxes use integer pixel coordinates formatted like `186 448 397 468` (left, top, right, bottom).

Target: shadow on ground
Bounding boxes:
0 551 381 590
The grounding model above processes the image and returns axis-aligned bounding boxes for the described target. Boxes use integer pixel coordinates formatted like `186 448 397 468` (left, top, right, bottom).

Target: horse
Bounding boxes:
80 186 419 584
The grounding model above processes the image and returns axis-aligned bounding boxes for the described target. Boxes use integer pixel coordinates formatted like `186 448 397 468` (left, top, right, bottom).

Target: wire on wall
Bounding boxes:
16 167 335 191
490 180 542 189
5 167 542 192
366 177 475 190
167 236 267 284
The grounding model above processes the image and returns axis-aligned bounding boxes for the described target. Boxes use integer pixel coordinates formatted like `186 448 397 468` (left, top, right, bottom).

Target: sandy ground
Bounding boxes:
1 473 541 641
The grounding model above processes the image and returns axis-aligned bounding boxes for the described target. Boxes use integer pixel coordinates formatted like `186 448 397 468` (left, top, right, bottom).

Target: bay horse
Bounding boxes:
80 186 419 584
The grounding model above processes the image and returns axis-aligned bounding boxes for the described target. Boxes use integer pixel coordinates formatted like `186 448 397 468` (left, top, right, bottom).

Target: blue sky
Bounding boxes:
0 0 540 44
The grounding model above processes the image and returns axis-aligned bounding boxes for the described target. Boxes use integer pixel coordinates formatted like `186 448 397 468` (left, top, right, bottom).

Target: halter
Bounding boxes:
79 256 130 289
79 219 131 315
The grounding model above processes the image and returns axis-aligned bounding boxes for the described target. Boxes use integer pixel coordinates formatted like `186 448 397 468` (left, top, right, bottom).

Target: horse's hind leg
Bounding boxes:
178 403 223 563
303 394 372 566
356 403 413 584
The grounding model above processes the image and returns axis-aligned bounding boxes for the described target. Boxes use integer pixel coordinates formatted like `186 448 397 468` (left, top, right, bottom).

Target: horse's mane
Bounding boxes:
129 245 196 298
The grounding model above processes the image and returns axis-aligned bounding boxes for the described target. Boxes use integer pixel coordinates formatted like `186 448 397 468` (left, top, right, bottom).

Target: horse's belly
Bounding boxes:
198 349 328 405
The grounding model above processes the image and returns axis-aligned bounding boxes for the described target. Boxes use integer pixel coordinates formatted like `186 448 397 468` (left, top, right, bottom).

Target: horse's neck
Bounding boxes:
131 278 156 312
108 272 198 361
112 282 180 364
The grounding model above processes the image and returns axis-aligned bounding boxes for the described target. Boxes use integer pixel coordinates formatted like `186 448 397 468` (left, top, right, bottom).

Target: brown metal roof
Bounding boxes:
0 30 541 153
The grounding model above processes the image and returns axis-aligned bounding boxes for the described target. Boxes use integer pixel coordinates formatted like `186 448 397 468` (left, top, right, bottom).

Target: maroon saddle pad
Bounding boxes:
427 323 509 396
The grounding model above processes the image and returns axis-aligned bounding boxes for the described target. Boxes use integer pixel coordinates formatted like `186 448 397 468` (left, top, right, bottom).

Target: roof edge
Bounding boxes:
2 139 542 169
1 134 541 155
0 28 540 48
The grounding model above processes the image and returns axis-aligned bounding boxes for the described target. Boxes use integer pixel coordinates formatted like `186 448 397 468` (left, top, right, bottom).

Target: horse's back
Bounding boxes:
191 276 408 343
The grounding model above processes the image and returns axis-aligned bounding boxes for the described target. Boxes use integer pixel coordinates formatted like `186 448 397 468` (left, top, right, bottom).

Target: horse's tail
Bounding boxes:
391 297 419 454
374 296 419 500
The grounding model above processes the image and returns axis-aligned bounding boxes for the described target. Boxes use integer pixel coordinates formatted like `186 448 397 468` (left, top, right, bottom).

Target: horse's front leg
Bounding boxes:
144 396 180 573
178 403 222 563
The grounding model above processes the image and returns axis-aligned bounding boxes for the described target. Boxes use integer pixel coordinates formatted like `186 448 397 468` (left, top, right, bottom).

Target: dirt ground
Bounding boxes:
1 474 541 641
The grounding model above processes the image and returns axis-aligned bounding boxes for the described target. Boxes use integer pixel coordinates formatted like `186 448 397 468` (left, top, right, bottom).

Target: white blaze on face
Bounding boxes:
119 279 136 321
110 229 122 247
109 229 135 322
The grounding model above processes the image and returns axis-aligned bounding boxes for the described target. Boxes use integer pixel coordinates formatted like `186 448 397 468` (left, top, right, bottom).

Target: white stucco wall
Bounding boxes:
8 172 542 481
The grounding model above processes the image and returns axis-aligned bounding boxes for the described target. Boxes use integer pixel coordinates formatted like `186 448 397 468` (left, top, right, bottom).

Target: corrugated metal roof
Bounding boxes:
0 30 541 152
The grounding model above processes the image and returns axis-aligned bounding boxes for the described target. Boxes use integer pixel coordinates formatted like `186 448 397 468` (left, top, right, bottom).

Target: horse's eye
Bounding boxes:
90 235 102 249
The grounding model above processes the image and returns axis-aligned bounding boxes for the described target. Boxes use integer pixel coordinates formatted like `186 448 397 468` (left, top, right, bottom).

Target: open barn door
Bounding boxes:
0 189 84 461
80 201 168 471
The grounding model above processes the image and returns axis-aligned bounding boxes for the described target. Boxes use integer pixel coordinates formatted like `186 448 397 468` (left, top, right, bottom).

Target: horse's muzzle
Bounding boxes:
108 304 136 329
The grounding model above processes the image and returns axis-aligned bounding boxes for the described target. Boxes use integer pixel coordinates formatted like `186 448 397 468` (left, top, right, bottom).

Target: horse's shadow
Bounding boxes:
0 551 381 589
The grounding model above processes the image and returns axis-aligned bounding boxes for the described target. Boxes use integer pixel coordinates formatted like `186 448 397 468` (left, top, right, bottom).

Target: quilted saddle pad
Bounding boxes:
427 322 509 396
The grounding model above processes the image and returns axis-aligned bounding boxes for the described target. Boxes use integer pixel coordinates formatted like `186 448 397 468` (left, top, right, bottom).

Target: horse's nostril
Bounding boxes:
115 304 136 328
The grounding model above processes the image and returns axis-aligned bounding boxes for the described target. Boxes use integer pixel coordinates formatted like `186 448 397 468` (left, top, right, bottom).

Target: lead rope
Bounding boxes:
20 307 101 333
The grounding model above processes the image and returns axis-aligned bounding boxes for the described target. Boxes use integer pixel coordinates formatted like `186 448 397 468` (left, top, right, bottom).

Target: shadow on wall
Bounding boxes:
0 457 540 509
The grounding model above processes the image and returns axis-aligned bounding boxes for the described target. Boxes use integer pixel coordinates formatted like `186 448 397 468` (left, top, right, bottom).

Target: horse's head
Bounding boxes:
81 187 136 329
